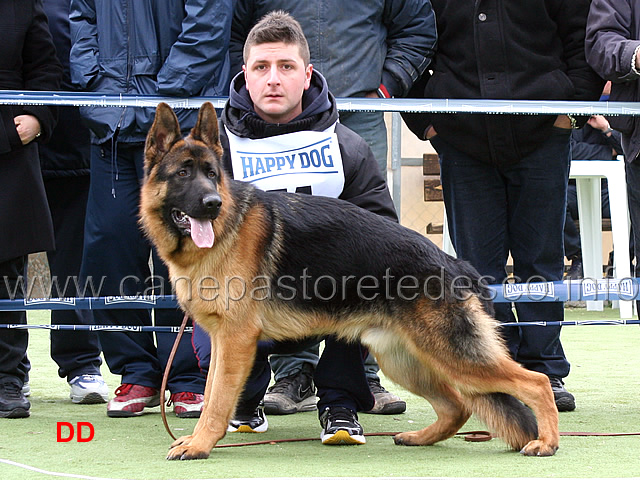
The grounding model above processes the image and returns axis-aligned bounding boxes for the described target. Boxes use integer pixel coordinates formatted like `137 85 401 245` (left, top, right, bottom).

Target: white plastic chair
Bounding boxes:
569 156 633 317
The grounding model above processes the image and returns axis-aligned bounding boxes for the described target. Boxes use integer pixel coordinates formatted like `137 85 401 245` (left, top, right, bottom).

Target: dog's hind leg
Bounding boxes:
364 333 471 447
407 326 558 454
167 319 260 460
461 358 559 456
393 380 471 447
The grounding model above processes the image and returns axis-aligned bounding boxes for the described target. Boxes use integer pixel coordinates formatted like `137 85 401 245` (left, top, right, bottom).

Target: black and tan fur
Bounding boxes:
140 102 559 460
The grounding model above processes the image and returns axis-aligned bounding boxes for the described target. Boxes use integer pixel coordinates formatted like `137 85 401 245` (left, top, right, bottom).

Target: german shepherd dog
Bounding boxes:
140 102 559 460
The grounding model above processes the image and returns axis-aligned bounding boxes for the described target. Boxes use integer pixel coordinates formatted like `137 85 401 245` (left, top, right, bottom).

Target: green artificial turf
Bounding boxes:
0 307 638 479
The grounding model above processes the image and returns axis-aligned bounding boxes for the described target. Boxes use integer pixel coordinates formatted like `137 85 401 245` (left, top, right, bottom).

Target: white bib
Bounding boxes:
226 125 345 198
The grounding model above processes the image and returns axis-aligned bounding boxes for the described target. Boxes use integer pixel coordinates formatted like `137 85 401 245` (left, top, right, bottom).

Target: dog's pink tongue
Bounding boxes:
189 217 214 248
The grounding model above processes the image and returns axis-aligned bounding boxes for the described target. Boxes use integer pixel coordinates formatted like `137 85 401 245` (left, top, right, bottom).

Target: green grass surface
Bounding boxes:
0 308 639 479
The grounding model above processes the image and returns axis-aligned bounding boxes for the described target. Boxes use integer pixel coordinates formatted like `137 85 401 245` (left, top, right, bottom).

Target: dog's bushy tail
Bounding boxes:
469 393 538 451
438 254 495 316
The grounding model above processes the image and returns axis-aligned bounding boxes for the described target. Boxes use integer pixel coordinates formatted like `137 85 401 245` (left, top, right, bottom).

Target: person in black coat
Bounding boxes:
0 0 62 418
586 0 640 315
403 0 605 413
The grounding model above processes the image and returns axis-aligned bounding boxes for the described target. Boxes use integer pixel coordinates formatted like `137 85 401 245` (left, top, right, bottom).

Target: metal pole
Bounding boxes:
391 112 402 214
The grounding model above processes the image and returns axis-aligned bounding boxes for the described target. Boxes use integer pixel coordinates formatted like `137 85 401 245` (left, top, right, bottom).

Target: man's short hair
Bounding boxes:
243 11 311 66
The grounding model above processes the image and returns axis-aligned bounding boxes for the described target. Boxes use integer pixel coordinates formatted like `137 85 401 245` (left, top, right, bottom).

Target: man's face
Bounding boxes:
243 42 313 124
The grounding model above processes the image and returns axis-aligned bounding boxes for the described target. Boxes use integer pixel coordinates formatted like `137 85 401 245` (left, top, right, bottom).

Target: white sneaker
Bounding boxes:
68 374 109 404
22 381 31 397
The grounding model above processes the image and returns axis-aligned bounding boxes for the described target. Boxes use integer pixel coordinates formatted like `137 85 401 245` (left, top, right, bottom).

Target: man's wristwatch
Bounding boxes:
566 114 578 129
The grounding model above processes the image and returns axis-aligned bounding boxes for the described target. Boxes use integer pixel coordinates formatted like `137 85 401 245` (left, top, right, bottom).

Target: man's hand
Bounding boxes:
14 115 42 145
587 114 611 133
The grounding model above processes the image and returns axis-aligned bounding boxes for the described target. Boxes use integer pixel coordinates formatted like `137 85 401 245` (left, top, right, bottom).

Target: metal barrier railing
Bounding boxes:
2 91 638 324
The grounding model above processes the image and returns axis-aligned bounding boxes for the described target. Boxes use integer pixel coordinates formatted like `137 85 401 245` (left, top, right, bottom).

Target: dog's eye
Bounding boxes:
177 169 188 177
207 170 216 179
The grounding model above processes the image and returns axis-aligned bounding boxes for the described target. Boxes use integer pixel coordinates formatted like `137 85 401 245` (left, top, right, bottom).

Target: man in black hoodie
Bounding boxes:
192 11 398 445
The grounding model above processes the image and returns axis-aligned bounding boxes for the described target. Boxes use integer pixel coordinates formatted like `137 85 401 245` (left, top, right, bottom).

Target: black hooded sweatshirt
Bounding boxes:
220 70 397 221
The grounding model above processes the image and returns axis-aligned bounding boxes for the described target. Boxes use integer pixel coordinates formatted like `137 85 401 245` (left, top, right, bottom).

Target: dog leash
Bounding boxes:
160 313 190 441
208 431 490 448
209 431 640 449
160 319 640 446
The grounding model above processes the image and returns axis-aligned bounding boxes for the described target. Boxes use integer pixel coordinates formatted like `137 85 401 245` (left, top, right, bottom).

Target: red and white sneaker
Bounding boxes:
169 392 204 418
106 384 160 417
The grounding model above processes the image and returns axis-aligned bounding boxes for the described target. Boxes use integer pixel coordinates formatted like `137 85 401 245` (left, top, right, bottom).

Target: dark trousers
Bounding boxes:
80 143 204 393
625 160 640 314
43 176 103 380
434 129 571 378
0 256 28 385
192 324 374 415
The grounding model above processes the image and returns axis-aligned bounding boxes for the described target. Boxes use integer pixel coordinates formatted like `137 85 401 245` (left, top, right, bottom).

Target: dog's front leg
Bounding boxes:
169 334 218 449
167 324 259 460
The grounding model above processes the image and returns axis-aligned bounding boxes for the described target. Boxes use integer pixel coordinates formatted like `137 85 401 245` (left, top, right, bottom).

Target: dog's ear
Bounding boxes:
145 103 181 169
190 102 220 148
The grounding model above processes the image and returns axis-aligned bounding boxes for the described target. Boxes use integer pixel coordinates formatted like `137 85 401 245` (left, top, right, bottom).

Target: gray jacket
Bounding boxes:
229 0 436 98
586 0 640 163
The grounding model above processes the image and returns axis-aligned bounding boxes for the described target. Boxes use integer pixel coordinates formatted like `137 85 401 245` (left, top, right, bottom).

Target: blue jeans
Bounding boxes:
433 128 571 378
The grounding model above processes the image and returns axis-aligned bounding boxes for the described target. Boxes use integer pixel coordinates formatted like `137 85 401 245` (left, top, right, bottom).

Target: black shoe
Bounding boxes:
227 403 268 433
263 365 317 415
549 376 576 412
0 378 30 418
565 256 583 280
319 406 366 445
364 378 406 414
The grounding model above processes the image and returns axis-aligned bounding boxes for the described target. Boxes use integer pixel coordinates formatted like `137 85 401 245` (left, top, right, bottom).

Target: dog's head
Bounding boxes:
142 102 225 250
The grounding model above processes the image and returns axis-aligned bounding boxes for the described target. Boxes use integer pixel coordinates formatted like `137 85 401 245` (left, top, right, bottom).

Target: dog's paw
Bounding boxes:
393 431 424 446
170 435 193 448
520 440 559 457
166 445 210 461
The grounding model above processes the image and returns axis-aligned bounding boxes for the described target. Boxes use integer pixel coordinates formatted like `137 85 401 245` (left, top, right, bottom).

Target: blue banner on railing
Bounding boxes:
0 279 637 312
